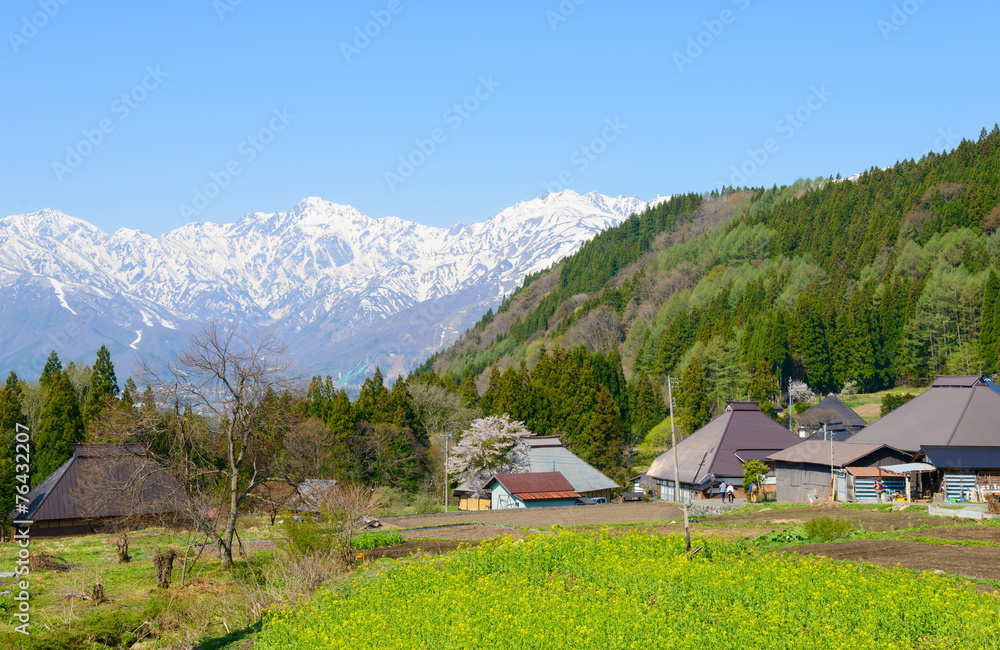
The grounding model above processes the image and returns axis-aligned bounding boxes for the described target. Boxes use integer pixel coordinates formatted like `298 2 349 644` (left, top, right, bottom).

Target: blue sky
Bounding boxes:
2 1 998 236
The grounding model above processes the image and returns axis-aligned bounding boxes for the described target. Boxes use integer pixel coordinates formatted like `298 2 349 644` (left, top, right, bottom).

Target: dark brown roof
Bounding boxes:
932 375 982 388
646 402 803 483
919 446 1000 469
17 444 182 523
491 471 579 498
768 441 894 466
799 394 868 429
850 375 1000 452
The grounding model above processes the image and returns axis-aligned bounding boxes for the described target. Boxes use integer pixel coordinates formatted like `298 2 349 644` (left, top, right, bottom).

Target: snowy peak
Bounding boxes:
1 190 671 382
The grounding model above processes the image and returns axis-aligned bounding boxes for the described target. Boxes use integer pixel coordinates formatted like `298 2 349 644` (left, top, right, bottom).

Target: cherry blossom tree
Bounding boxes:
446 415 532 497
788 380 815 404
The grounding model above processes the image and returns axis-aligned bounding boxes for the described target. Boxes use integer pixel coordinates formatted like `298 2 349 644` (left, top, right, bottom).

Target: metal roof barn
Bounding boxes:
850 375 1000 452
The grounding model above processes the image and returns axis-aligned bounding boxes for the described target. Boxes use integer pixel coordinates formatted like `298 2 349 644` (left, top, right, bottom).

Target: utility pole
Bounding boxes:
788 376 794 434
826 423 833 500
441 433 453 513
667 376 690 552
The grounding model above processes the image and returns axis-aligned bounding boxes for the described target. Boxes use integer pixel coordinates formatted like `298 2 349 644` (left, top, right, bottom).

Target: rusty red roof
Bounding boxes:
491 471 579 498
519 491 580 500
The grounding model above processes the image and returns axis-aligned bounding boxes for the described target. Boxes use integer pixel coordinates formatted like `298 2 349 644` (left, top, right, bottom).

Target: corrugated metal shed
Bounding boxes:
646 402 802 484
850 375 1000 452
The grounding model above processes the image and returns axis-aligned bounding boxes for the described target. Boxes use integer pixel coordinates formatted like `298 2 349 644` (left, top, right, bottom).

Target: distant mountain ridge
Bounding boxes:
0 190 668 382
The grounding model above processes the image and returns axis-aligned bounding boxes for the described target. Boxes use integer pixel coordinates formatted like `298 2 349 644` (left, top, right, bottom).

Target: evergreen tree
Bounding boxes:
0 371 25 433
388 376 420 436
84 344 119 425
747 359 778 403
979 270 1000 372
326 388 355 439
628 372 664 438
791 295 834 393
0 371 26 532
678 358 711 433
39 351 62 389
576 386 625 476
458 374 480 409
121 377 139 407
33 371 85 487
355 368 390 423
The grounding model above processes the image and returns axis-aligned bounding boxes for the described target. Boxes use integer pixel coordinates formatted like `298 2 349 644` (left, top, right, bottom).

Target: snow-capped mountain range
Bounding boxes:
0 190 669 385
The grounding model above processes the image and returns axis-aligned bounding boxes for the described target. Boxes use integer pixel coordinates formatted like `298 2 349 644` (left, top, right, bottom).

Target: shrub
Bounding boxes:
279 516 339 558
804 516 854 542
353 530 404 550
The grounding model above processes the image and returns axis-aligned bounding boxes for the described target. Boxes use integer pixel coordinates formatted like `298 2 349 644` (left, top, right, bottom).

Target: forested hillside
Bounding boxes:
420 126 1000 466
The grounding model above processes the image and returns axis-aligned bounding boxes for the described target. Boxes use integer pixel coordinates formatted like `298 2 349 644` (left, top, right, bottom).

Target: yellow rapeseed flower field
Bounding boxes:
256 530 1000 649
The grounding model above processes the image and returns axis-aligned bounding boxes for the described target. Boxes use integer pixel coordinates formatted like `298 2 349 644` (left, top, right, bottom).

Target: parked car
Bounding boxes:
592 497 607 505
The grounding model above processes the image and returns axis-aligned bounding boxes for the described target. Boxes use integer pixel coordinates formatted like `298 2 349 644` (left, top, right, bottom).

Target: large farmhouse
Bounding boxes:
644 402 803 500
14 444 182 537
848 375 1000 500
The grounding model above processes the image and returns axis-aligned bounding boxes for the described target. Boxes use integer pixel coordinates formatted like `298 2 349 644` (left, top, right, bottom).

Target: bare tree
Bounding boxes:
137 323 299 568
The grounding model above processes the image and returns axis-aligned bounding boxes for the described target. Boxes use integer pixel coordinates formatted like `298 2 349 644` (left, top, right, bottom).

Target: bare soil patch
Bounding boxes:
361 539 470 560
776 540 1000 583
707 505 950 533
382 501 684 531
900 524 1000 543
401 524 533 542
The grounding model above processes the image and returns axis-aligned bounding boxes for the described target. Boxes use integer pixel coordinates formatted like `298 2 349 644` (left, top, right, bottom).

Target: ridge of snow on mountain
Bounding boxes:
0 190 670 381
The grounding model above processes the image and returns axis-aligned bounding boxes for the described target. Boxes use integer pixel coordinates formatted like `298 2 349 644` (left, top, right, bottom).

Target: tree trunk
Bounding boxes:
115 532 131 563
154 549 178 589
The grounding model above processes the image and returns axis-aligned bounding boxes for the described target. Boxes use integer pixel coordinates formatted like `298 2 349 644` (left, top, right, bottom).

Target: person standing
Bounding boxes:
727 482 735 503
875 478 884 503
719 480 726 500
749 481 758 504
